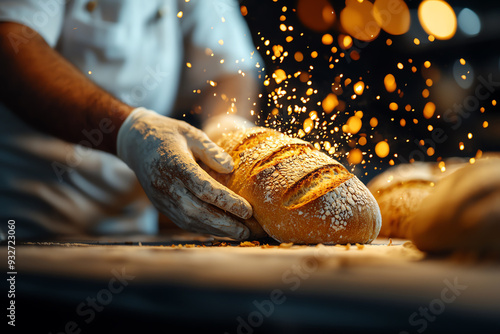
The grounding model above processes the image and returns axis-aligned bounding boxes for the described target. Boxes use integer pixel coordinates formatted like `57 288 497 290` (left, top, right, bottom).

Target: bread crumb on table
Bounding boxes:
356 243 365 250
239 241 260 247
211 241 231 247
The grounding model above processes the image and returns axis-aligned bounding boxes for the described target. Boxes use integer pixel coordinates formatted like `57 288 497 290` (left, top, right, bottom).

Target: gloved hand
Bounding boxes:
117 107 253 240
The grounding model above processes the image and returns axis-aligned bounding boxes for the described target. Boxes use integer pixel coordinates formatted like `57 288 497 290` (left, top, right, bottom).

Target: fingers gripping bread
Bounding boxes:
206 127 382 244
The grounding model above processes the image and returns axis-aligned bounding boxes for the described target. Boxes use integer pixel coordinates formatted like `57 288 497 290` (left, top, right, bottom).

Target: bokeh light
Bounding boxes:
353 81 365 95
343 115 362 134
273 69 287 84
373 0 411 35
241 0 498 182
322 93 339 113
384 74 397 93
458 8 481 36
375 141 390 158
297 0 335 32
321 33 334 45
347 148 363 164
339 34 354 49
452 58 474 89
423 102 436 119
340 0 380 42
418 0 457 40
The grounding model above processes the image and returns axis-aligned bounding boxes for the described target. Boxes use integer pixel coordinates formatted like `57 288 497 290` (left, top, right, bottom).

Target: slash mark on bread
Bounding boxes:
283 165 353 209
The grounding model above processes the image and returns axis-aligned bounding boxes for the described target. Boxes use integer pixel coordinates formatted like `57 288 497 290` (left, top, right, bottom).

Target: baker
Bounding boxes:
0 0 263 240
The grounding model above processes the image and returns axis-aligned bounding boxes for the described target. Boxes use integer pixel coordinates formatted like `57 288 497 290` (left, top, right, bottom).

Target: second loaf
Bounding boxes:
205 127 382 244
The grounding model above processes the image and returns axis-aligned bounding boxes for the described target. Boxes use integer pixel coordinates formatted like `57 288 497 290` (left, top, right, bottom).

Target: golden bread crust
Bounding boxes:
208 128 381 244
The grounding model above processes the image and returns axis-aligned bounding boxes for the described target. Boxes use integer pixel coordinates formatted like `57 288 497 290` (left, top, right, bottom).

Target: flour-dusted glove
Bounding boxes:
117 107 253 240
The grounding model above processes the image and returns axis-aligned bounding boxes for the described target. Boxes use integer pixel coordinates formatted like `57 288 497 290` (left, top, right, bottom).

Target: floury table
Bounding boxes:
4 234 500 334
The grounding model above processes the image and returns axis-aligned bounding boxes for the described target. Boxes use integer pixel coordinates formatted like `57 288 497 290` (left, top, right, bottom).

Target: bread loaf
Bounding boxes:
409 158 500 255
367 159 468 238
205 127 381 244
367 163 437 238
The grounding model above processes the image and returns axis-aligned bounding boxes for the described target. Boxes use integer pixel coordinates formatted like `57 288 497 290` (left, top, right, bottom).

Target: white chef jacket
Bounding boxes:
0 0 262 239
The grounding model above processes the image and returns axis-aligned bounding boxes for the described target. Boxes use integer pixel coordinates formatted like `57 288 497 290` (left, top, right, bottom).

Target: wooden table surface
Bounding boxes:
3 234 500 333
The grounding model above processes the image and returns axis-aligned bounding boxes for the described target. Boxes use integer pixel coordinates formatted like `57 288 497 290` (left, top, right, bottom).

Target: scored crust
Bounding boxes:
210 128 381 244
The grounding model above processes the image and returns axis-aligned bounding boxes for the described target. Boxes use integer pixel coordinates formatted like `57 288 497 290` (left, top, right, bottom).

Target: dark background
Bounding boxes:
241 0 500 182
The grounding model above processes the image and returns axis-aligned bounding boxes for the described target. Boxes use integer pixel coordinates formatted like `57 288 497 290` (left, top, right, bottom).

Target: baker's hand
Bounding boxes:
117 107 252 240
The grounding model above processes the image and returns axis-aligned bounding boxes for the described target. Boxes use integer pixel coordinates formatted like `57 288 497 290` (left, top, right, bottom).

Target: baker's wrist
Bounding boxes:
95 101 134 155
116 107 156 163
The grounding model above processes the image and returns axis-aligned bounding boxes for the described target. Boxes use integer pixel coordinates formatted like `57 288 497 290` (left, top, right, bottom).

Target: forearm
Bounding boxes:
0 22 133 154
